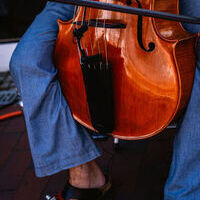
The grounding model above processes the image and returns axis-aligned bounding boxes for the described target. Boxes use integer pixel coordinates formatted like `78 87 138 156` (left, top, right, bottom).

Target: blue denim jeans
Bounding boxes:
164 0 200 199
10 0 200 199
9 1 101 177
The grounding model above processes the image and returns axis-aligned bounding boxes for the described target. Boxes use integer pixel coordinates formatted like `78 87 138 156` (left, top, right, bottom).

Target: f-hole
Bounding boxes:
135 0 155 52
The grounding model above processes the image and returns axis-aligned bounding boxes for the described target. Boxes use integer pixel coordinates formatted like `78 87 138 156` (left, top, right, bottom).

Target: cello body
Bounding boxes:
54 0 198 140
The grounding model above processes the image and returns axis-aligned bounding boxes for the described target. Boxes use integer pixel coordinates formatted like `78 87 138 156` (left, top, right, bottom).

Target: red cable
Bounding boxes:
0 110 23 121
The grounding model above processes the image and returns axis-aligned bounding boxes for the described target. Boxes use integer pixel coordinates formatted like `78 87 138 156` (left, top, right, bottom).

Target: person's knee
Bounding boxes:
179 0 200 33
9 45 22 79
9 40 37 81
9 42 27 79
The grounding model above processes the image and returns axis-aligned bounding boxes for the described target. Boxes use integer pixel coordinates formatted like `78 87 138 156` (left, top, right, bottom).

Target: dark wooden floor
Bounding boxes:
0 104 176 200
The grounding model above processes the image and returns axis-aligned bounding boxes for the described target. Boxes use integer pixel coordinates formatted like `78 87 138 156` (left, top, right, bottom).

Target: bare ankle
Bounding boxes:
69 161 105 189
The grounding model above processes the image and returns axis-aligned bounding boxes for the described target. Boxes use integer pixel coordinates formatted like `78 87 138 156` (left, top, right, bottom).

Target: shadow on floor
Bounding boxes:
0 104 176 200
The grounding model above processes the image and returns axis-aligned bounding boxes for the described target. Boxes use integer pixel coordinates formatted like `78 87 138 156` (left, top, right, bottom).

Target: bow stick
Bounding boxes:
49 0 200 24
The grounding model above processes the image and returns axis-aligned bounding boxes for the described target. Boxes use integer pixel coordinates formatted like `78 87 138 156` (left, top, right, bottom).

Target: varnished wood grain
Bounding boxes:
54 0 198 140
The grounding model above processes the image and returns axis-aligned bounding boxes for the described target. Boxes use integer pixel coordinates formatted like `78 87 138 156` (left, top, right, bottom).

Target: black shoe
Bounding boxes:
45 176 112 200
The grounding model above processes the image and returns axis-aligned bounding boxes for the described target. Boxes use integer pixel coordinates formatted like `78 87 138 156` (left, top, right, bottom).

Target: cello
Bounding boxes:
53 0 199 140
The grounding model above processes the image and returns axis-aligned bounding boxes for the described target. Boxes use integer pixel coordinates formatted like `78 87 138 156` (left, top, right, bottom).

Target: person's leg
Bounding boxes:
164 1 200 199
10 1 101 178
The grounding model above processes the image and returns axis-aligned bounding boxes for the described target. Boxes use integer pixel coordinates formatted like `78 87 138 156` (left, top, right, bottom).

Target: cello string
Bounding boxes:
103 0 108 68
94 0 103 69
73 6 81 59
120 1 126 113
88 8 94 55
104 20 108 68
82 7 89 57
72 5 76 28
81 6 86 26
103 0 109 111
82 7 91 68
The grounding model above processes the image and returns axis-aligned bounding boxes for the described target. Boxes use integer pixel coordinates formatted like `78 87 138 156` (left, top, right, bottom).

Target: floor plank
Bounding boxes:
13 168 49 200
0 131 23 170
0 105 175 200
